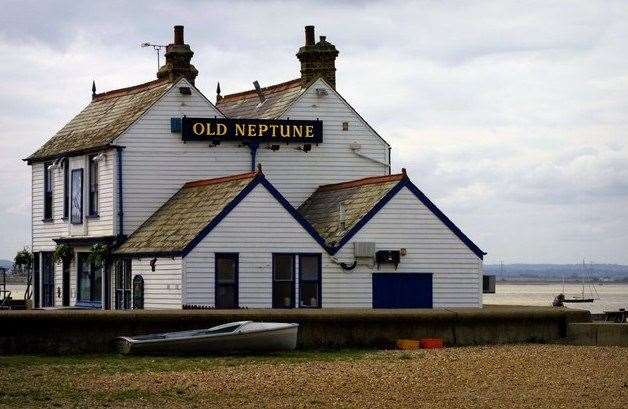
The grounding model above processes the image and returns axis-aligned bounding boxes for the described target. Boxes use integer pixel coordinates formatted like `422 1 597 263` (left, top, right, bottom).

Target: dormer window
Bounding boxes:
43 162 53 221
88 154 99 217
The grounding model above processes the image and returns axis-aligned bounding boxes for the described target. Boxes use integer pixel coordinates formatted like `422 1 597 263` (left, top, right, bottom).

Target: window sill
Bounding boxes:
42 218 54 223
86 214 100 219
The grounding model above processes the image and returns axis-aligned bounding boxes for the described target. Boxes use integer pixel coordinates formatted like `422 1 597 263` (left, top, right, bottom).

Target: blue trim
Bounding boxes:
328 179 406 255
170 117 182 133
116 147 124 237
181 174 331 257
249 142 259 171
259 178 332 252
328 177 485 259
403 179 486 259
180 175 262 257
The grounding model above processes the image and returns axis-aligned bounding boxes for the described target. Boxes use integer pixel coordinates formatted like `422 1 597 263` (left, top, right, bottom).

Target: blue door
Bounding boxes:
372 273 433 308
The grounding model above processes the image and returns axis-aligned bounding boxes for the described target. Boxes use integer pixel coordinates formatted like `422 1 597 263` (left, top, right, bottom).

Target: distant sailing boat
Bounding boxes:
562 260 600 303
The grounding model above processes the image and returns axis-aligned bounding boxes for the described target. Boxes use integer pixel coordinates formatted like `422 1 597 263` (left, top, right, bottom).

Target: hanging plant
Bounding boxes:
53 244 74 264
88 243 110 267
14 249 33 274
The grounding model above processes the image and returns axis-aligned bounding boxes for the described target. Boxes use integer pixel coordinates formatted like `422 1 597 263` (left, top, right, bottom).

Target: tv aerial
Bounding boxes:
141 42 167 71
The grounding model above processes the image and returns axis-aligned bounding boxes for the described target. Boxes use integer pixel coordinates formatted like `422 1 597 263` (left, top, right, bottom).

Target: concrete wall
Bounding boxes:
0 307 590 355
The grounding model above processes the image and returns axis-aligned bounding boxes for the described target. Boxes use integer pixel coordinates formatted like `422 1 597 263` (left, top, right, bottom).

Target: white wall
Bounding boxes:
115 78 249 235
258 78 390 206
332 187 483 308
31 149 116 252
131 257 182 309
183 183 323 308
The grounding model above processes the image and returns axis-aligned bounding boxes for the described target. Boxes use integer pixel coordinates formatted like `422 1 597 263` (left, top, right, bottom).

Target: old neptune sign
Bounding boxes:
182 117 323 144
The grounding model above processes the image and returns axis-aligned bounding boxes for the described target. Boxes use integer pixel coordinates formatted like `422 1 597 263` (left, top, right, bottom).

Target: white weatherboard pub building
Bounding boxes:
26 26 486 310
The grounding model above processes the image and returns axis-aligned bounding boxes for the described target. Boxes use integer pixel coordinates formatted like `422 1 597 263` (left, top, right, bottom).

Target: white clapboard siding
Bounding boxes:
31 150 116 252
132 257 182 309
115 78 250 235
183 184 323 308
333 187 483 308
258 78 390 206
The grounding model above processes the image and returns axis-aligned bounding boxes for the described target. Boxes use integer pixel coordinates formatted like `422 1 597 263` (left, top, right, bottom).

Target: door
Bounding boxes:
115 259 132 309
62 260 70 306
372 273 433 308
215 253 238 309
41 252 54 307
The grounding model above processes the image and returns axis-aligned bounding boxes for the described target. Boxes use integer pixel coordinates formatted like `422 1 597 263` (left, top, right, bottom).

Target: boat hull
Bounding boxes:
117 325 298 355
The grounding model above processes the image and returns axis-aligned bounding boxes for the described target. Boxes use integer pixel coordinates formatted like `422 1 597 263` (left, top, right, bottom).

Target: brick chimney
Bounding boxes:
157 25 199 84
296 26 339 89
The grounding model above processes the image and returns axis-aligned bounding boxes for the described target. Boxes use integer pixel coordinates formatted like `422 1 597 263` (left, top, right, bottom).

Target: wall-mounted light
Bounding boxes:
266 144 280 151
150 257 157 272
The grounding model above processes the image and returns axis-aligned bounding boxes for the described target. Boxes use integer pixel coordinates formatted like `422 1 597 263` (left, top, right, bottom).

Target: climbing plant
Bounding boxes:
88 243 110 267
53 244 74 264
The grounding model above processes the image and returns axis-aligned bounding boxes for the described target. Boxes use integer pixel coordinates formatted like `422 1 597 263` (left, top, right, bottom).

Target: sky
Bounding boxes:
0 0 627 264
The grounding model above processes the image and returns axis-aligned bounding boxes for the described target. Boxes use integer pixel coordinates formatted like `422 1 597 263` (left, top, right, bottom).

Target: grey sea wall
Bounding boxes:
0 306 590 355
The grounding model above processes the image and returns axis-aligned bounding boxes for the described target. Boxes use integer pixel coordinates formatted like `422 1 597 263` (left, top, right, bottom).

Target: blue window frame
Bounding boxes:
88 155 99 217
215 253 238 309
272 254 295 308
76 252 102 307
298 254 322 308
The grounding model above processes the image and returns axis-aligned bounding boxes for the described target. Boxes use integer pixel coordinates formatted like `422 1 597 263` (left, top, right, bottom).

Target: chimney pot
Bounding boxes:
320 36 326 42
305 25 315 46
174 25 184 45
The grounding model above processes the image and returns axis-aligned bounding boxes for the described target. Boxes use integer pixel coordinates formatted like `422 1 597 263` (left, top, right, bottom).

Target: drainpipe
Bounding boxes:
249 142 259 171
116 146 124 238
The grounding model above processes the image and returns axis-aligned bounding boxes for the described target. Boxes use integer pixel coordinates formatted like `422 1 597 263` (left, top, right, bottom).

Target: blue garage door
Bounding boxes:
372 273 433 308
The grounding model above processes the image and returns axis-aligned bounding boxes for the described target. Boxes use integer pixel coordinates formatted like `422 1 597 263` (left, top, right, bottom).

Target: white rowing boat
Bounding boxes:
116 321 298 355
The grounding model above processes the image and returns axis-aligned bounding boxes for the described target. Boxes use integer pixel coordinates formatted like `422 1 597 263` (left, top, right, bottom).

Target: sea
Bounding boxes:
483 282 628 314
4 282 627 314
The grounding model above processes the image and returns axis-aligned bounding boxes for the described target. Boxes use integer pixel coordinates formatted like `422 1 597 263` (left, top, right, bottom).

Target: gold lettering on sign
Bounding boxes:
259 124 268 136
293 125 302 137
193 122 205 135
280 125 290 138
248 124 257 137
216 123 227 136
269 124 278 137
235 124 246 136
305 125 314 137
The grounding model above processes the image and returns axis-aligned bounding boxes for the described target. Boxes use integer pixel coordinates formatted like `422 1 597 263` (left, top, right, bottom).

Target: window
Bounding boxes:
62 158 69 218
299 254 321 308
215 253 238 308
43 162 53 220
70 169 83 224
115 259 132 309
88 155 99 216
273 254 295 308
41 252 54 308
132 275 144 309
77 253 102 307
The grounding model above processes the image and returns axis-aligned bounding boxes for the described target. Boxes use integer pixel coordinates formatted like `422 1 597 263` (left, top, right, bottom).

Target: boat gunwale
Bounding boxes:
117 322 299 346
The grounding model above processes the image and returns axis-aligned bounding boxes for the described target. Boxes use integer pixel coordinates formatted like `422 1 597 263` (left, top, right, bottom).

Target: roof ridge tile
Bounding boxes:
92 79 171 102
316 173 405 192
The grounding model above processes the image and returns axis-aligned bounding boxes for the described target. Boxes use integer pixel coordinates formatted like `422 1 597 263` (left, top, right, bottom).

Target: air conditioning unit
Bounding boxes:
354 242 375 258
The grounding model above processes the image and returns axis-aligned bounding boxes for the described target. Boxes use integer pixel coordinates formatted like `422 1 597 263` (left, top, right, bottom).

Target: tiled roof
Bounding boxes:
115 171 258 255
26 79 173 163
216 78 304 119
298 173 405 246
